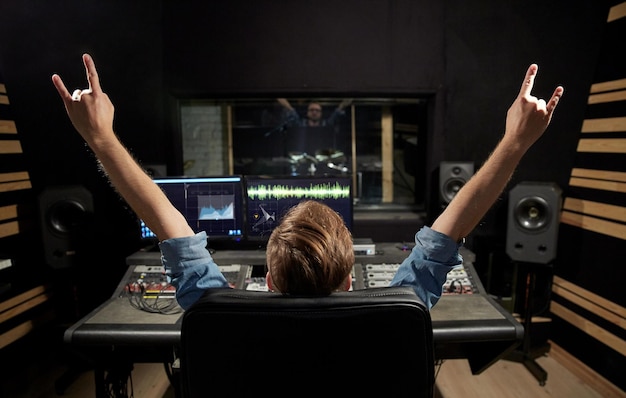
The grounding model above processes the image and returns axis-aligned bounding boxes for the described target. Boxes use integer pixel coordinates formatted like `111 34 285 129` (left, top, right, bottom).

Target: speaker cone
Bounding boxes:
47 200 89 234
513 196 550 232
442 178 465 203
438 161 474 206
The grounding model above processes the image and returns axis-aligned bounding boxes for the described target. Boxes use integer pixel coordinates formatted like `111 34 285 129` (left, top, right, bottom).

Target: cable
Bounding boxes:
434 359 445 381
103 364 134 398
126 283 183 315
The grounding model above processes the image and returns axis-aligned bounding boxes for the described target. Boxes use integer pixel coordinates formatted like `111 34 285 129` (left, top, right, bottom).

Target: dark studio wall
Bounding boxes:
163 0 444 94
444 1 609 238
161 0 446 180
0 1 165 315
442 1 609 304
0 0 621 387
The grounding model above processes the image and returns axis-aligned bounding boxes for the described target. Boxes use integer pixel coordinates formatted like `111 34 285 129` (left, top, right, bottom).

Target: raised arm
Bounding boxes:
51 53 194 241
337 98 353 111
431 64 564 242
277 98 294 111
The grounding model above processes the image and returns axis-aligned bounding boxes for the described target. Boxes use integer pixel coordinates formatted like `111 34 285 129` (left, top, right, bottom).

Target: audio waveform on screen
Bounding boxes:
247 182 350 200
197 195 235 220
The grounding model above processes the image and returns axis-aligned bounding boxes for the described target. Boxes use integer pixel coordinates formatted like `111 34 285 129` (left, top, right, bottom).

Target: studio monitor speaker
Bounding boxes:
39 185 94 270
506 182 562 264
439 161 474 205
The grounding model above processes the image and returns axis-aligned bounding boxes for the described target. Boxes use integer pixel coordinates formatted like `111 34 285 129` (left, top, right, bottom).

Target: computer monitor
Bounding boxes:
244 175 353 245
140 176 246 248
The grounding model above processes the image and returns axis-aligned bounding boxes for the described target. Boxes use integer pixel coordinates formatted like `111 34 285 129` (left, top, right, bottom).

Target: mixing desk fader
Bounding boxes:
442 265 478 295
357 252 482 295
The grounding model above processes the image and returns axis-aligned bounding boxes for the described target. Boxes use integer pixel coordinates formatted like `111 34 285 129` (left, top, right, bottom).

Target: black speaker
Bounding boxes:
506 182 562 264
39 185 94 269
439 161 474 205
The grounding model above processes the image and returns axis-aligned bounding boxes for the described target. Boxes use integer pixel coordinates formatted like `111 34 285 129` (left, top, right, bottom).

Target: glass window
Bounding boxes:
180 97 430 210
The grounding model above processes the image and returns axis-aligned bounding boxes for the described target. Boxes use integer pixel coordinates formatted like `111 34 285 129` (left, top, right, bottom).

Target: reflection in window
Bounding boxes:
232 99 352 178
180 97 429 209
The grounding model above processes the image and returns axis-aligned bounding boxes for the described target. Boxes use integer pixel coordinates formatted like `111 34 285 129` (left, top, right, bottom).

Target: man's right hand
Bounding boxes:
51 53 115 148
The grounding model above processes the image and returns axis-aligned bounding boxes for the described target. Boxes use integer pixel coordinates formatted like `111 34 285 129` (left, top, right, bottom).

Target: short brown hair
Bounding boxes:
266 200 354 295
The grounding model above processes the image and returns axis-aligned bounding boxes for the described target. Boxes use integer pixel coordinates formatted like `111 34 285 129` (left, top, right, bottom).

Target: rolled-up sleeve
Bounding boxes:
389 226 462 309
160 232 229 310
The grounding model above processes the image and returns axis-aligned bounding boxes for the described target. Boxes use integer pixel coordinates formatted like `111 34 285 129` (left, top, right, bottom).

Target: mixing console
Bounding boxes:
121 244 482 303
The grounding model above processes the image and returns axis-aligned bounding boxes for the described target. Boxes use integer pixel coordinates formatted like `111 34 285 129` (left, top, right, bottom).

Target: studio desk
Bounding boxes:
64 243 523 396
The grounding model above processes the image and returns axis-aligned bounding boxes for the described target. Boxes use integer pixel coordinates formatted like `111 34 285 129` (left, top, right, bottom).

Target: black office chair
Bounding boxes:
179 286 434 397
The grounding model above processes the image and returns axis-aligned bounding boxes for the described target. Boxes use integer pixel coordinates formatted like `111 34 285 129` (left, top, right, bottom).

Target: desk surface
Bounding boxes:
65 243 523 375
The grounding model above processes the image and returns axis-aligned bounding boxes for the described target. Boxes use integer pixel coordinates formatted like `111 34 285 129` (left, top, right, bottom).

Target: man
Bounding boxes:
277 98 352 127
52 54 563 310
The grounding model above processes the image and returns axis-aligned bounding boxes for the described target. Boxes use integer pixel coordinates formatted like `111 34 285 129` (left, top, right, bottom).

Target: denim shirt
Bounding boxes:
160 232 229 310
388 227 462 308
160 226 461 310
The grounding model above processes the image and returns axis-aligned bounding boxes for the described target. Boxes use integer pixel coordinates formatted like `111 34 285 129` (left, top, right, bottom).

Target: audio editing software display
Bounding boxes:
244 175 353 244
140 176 246 245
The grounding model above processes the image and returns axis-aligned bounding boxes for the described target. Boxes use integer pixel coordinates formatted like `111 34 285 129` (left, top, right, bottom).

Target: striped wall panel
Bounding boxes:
552 277 626 356
0 79 33 239
559 2 626 258
551 1 626 391
0 67 53 353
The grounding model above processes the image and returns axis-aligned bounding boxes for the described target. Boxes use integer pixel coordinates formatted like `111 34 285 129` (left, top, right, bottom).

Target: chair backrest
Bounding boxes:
179 286 434 398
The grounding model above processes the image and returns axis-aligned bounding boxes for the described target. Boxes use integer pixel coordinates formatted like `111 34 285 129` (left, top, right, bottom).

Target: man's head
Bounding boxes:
265 200 354 295
306 102 323 125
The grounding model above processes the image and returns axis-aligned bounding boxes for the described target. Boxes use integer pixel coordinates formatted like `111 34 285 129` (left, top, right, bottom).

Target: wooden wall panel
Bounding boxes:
552 1 626 391
0 78 32 239
0 63 51 351
0 119 17 134
581 116 626 132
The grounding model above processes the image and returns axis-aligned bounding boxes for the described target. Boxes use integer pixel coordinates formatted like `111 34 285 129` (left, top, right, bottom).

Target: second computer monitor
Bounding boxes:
244 175 353 244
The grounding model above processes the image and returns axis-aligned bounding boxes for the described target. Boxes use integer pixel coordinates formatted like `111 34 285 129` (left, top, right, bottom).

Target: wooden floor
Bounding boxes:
435 344 625 398
9 340 624 398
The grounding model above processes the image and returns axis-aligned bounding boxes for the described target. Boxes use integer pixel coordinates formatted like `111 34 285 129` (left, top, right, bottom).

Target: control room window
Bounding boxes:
179 97 430 210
